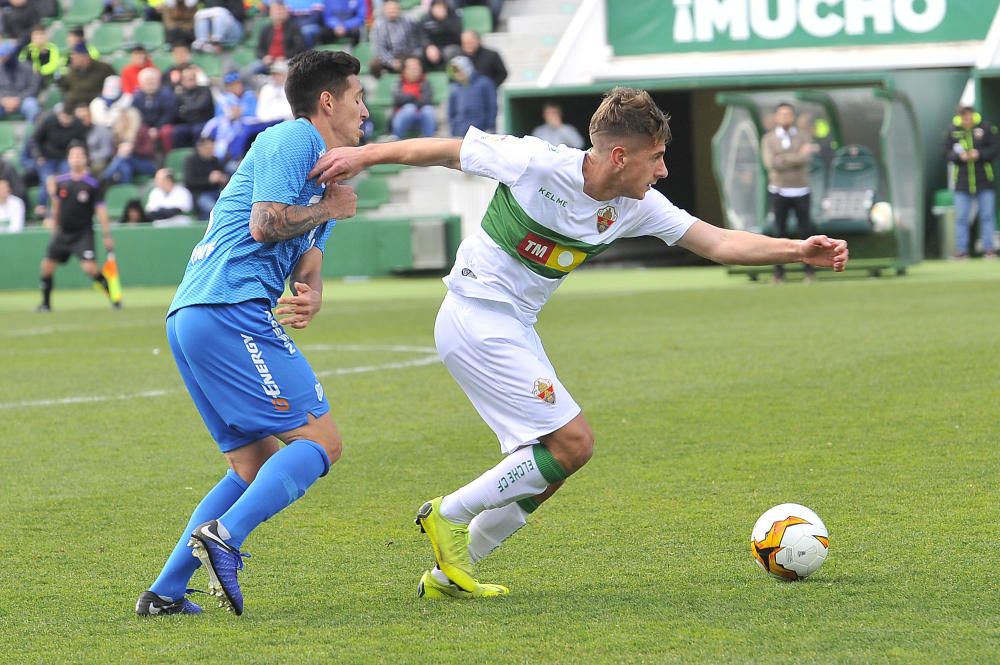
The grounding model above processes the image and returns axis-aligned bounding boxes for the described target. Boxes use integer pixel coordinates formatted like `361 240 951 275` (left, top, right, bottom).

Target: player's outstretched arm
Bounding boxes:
309 138 463 185
677 220 849 271
249 183 357 243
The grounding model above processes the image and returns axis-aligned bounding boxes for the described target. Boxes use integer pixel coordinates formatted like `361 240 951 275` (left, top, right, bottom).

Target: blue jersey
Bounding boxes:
168 118 335 315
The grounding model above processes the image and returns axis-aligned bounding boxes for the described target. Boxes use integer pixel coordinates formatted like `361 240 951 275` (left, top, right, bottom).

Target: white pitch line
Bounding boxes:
0 345 440 410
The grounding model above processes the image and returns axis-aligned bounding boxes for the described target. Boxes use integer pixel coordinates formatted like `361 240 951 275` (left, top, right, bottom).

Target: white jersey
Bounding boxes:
444 127 698 324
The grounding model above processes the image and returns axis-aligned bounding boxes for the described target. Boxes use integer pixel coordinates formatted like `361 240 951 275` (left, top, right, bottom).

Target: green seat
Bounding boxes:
461 6 493 33
191 51 222 78
352 41 372 75
61 0 104 25
27 186 41 219
368 74 399 133
110 51 131 74
0 122 27 154
42 86 62 110
165 148 195 175
354 176 390 210
230 46 259 70
91 23 127 54
132 22 166 51
105 184 141 221
48 24 68 52
426 71 449 105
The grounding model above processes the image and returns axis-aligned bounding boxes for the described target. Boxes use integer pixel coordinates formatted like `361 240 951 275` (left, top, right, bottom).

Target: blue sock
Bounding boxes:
217 440 330 549
149 469 249 601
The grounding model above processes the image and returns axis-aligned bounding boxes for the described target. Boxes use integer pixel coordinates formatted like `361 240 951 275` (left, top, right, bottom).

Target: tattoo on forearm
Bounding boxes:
250 202 328 242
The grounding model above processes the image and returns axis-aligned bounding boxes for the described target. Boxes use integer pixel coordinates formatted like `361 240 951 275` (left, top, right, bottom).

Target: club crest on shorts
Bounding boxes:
596 205 617 233
533 378 556 404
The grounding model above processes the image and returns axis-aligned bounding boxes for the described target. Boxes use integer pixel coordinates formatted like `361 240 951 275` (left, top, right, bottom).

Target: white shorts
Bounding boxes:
435 291 581 454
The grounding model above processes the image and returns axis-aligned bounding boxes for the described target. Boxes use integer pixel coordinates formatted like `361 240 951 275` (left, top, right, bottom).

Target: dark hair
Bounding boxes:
285 50 361 119
67 140 88 156
775 102 795 113
69 27 85 38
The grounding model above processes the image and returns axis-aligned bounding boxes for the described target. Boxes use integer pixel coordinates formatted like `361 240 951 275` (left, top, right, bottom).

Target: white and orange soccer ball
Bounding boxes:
751 503 829 581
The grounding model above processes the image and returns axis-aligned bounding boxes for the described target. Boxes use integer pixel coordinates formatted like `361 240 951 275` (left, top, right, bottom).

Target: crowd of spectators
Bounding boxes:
0 0 510 227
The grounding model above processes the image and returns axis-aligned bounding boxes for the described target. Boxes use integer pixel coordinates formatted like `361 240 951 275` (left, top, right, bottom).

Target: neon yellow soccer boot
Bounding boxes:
415 497 475 592
417 570 509 599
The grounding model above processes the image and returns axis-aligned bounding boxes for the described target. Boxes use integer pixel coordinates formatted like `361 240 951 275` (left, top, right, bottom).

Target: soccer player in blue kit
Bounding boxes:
135 50 367 617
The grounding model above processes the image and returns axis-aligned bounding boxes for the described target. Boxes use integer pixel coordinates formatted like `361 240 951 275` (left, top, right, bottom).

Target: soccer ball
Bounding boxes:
750 503 829 581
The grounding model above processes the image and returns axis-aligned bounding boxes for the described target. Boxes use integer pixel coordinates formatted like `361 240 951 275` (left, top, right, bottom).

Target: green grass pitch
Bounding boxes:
1 262 998 663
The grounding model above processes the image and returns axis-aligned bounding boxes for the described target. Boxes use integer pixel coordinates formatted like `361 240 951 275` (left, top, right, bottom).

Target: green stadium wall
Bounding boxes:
0 216 461 290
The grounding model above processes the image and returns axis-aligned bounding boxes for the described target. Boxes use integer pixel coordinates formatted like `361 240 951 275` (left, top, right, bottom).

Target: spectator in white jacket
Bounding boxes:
0 178 24 232
145 167 193 226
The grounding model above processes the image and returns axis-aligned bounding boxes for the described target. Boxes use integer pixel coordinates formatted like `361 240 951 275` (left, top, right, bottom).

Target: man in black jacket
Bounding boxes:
173 67 216 148
31 104 88 216
184 136 228 220
945 105 999 258
460 30 506 88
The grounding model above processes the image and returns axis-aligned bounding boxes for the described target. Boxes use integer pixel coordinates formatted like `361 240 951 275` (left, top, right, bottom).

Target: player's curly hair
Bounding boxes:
285 50 361 119
589 87 671 146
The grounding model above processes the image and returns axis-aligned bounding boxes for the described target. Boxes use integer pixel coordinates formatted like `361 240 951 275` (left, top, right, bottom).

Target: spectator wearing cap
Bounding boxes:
369 0 423 78
323 0 367 47
74 105 115 176
2 0 41 43
419 0 462 72
192 0 246 53
256 1 307 72
221 71 257 118
145 167 193 226
173 66 216 148
58 43 116 109
61 28 101 73
391 56 437 138
256 59 293 122
184 136 227 218
160 0 199 46
20 25 61 83
0 40 41 122
447 54 495 137
120 46 156 96
132 67 177 156
30 103 88 214
0 178 25 233
460 29 507 88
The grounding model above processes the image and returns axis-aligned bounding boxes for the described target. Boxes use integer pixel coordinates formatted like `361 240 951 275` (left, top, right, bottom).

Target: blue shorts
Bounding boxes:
166 299 331 452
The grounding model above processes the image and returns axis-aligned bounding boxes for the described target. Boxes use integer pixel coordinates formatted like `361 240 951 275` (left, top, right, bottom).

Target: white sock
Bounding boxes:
439 446 553 524
468 503 529 564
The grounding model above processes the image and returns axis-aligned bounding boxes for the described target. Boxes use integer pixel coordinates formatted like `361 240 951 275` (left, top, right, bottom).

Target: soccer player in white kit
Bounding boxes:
311 88 849 598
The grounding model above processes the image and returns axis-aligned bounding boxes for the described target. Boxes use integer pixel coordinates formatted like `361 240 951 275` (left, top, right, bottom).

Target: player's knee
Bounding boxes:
321 431 343 465
547 420 594 474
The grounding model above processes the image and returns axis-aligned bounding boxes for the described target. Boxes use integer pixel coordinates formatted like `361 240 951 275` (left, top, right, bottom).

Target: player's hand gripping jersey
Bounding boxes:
169 118 335 315
445 128 698 324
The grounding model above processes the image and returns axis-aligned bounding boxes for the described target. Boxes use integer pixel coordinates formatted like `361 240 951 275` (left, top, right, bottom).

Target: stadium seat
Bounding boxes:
354 176 390 210
426 71 450 104
461 6 493 34
48 24 68 52
90 23 127 54
818 144 879 234
230 47 259 70
0 122 27 154
191 51 222 79
352 41 372 75
110 51 131 74
61 0 103 25
368 74 399 133
132 22 166 52
105 184 141 221
165 148 195 174
42 87 62 110
27 185 41 219
399 0 422 9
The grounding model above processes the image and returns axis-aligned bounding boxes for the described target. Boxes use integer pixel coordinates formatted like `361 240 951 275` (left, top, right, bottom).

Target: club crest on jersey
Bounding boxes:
77 189 90 203
596 205 617 233
533 378 556 404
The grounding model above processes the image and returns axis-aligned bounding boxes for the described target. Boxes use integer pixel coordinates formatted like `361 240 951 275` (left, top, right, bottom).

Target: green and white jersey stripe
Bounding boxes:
443 127 697 325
